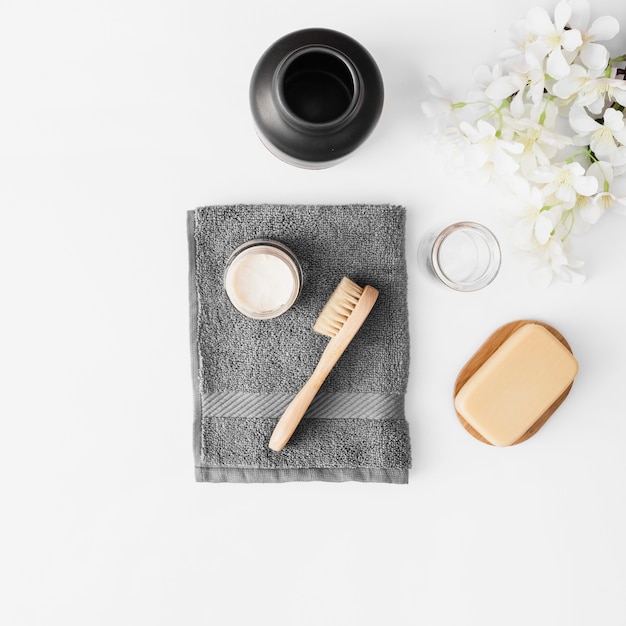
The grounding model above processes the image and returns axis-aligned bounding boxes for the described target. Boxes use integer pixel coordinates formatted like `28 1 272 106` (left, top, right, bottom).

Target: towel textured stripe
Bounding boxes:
188 204 411 483
201 392 405 420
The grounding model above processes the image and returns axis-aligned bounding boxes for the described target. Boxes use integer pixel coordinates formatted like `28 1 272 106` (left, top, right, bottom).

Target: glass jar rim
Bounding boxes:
431 222 501 292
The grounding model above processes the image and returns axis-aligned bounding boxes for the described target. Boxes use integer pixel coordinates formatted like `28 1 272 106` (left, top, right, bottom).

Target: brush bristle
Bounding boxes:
313 277 364 337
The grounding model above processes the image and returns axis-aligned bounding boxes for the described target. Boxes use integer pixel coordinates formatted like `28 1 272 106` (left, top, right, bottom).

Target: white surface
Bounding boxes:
1 1 626 625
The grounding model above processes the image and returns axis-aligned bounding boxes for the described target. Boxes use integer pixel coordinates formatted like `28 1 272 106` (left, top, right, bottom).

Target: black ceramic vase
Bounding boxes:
250 28 384 169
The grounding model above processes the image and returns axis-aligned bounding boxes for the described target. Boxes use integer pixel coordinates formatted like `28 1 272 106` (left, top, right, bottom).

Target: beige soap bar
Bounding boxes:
454 323 578 446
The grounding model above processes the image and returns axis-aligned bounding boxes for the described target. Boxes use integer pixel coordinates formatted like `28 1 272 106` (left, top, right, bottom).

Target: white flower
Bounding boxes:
527 238 585 287
422 76 452 117
567 195 594 233
435 126 471 175
573 72 626 115
532 161 598 203
507 56 548 106
587 161 626 216
507 103 572 176
594 190 626 213
503 16 538 59
459 120 524 182
497 24 553 104
567 0 620 70
569 107 626 158
473 64 504 96
421 76 457 134
551 63 596 100
483 64 527 102
510 180 562 247
524 1 583 79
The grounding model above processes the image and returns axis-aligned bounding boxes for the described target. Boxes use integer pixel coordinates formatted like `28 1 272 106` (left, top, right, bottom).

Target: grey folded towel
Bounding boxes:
188 204 411 483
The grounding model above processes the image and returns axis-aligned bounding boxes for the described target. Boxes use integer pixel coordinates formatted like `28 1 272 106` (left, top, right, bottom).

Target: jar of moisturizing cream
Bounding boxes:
224 240 303 319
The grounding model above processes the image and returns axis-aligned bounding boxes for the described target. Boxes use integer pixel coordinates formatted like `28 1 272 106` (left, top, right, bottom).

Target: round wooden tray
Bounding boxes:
453 320 575 446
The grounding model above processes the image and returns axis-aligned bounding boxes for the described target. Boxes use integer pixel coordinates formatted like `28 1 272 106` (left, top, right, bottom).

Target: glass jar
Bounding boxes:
224 239 303 319
418 222 501 292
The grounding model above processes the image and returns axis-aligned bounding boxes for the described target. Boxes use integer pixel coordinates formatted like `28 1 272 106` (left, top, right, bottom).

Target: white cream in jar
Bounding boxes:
224 240 302 319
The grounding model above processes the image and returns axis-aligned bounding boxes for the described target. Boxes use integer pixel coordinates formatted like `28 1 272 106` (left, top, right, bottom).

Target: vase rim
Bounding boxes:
273 44 361 131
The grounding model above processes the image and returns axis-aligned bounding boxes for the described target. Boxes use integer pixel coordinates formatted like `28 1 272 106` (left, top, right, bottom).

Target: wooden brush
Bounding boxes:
268 277 379 452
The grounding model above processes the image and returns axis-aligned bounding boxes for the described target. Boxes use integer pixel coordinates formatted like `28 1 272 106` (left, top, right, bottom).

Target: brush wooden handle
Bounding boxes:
268 285 379 451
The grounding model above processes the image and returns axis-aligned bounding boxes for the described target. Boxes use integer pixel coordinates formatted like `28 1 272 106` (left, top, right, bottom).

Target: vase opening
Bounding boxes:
279 47 357 125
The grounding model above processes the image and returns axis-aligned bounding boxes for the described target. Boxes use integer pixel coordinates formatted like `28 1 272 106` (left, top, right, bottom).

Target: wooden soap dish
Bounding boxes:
453 319 575 446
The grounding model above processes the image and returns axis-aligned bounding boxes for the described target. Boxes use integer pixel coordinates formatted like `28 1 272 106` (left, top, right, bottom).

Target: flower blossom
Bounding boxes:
566 0 620 70
509 180 563 248
569 107 626 158
507 102 572 176
531 161 598 203
459 120 523 183
573 72 626 114
421 76 458 135
527 238 585 287
524 0 583 79
550 63 597 100
586 161 626 217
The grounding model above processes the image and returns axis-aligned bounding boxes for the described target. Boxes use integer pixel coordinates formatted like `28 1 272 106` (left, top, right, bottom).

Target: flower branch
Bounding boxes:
422 0 626 286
